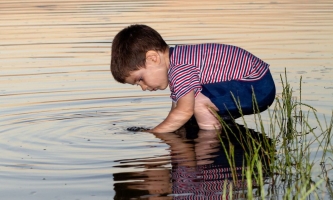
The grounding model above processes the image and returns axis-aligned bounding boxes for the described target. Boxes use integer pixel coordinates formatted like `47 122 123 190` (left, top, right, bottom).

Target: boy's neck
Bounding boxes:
162 47 171 70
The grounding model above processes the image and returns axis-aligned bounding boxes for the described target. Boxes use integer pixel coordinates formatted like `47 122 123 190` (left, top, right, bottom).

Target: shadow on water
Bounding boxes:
113 120 273 199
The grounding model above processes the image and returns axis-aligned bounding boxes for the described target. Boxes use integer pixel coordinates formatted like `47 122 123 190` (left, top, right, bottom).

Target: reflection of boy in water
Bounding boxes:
110 24 276 133
114 124 271 199
168 127 259 199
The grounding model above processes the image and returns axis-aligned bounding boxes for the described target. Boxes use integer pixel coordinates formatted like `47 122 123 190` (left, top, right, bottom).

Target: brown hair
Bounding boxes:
110 24 168 83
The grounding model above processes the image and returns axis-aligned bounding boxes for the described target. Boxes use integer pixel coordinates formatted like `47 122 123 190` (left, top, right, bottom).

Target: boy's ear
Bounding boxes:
145 50 160 65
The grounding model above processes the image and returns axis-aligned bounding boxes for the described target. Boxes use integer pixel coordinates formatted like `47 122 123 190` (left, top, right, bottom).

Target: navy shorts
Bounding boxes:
201 70 276 119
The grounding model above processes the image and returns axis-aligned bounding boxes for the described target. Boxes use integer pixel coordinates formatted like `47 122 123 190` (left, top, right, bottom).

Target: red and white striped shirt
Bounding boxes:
168 44 269 102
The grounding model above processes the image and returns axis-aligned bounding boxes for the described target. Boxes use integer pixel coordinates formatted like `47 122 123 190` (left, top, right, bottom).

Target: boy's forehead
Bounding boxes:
124 70 139 84
124 75 135 84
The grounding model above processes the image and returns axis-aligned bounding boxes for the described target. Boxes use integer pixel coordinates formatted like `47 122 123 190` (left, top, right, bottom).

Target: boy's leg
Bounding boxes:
193 92 222 130
201 70 276 119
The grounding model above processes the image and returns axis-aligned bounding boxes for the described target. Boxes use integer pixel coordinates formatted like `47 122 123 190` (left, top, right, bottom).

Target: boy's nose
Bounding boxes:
140 84 147 91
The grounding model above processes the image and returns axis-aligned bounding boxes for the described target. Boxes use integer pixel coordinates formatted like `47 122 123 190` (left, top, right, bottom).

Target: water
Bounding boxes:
1 0 332 199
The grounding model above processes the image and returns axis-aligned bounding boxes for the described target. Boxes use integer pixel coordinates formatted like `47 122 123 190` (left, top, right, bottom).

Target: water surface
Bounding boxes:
1 0 332 199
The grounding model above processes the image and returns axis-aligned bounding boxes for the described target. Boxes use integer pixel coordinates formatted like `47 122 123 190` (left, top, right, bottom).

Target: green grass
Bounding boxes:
216 70 333 199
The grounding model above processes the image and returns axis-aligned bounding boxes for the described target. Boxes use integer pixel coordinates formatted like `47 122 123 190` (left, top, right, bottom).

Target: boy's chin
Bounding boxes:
160 85 168 90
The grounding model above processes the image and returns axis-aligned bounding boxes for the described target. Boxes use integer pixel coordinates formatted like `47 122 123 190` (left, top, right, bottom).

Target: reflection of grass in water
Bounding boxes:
216 69 333 199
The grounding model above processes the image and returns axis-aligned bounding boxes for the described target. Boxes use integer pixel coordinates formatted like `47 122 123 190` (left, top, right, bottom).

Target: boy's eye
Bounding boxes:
135 78 142 86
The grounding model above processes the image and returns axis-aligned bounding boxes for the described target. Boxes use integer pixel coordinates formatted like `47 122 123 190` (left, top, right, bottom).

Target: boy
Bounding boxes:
110 24 276 133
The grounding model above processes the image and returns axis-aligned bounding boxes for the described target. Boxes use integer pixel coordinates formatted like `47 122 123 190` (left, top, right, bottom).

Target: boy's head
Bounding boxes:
110 24 168 83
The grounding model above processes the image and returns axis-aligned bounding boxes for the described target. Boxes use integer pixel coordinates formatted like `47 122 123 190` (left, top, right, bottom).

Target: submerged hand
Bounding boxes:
127 126 151 132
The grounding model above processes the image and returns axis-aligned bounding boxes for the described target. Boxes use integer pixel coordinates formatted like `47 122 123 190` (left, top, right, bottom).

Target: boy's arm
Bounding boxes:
170 101 176 111
150 91 195 133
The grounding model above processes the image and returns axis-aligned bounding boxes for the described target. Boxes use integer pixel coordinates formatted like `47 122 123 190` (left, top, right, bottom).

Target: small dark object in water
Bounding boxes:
127 126 150 132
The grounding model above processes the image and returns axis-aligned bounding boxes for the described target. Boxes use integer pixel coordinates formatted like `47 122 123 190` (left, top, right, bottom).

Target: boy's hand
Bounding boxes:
150 90 195 133
127 126 151 132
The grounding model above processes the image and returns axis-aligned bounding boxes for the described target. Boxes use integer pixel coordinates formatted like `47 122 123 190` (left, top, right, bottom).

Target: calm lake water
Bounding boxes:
1 0 332 199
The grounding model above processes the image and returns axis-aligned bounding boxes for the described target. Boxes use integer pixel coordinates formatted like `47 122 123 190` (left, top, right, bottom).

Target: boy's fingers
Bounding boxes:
127 126 151 132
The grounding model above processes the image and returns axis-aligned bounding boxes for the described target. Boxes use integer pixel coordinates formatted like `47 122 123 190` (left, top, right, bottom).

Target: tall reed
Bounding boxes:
217 70 333 199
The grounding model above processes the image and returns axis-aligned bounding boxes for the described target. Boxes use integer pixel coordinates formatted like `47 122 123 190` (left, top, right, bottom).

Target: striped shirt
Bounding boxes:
168 44 269 102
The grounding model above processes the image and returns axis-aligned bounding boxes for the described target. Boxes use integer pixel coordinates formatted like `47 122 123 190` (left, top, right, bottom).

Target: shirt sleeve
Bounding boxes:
169 64 202 102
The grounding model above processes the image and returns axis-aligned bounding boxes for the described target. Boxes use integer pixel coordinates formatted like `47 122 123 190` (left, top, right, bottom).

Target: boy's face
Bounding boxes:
124 50 169 91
